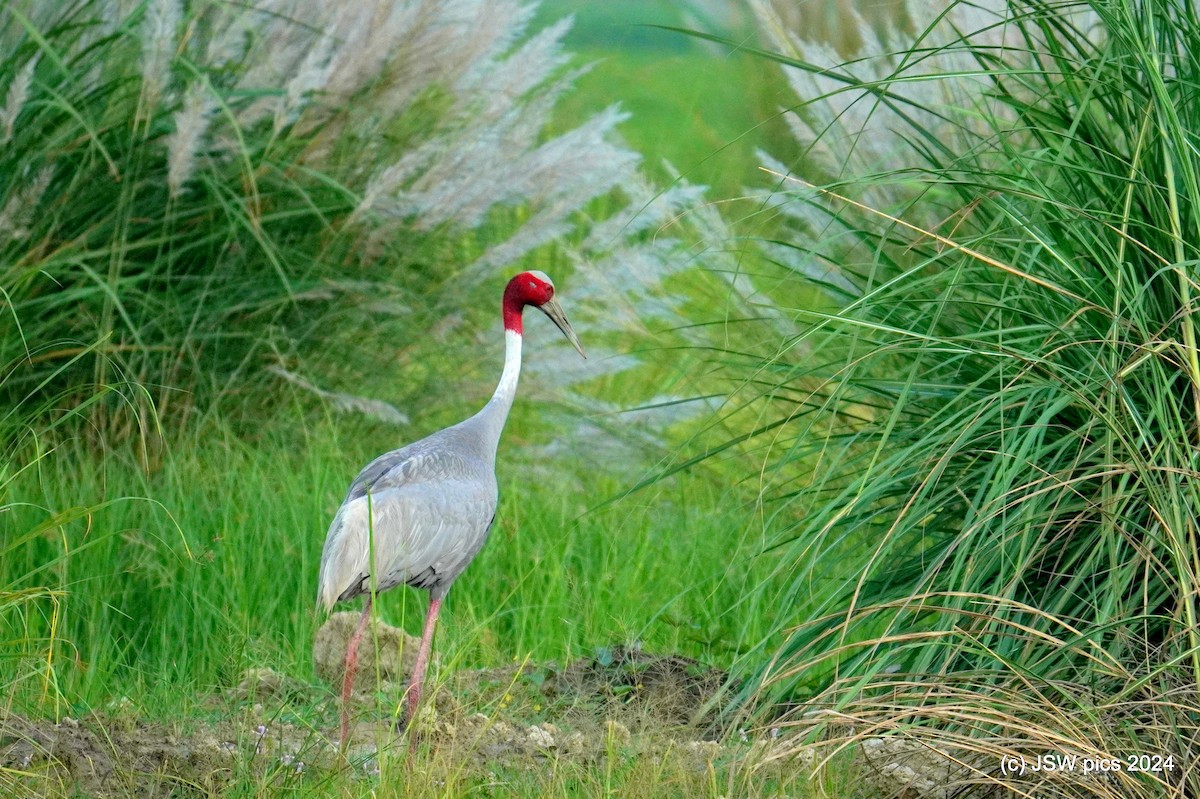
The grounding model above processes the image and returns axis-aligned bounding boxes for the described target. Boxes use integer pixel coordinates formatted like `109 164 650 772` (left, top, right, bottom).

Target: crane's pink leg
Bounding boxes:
404 596 442 726
339 595 372 749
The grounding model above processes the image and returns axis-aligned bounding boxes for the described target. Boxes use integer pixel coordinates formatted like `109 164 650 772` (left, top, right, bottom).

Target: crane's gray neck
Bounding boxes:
467 329 522 452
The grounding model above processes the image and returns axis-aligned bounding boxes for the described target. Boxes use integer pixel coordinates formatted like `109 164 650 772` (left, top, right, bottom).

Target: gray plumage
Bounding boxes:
315 271 585 740
317 409 505 607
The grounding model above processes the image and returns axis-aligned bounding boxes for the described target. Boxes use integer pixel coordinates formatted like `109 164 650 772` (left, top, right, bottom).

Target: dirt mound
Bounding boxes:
0 712 244 798
543 645 734 732
312 611 420 690
0 646 744 797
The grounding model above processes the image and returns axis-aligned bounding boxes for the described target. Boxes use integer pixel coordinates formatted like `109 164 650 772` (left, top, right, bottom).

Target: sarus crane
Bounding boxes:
317 270 585 745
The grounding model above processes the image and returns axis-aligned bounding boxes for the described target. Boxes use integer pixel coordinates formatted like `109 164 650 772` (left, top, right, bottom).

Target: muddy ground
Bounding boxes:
0 615 791 798
0 661 743 798
0 614 955 798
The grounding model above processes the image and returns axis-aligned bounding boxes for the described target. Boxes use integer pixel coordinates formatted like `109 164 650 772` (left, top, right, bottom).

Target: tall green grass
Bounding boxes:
0 3 827 797
0 0 655 443
1 410 784 714
691 0 1200 794
1 1 352 432
0 0 797 726
0 353 156 731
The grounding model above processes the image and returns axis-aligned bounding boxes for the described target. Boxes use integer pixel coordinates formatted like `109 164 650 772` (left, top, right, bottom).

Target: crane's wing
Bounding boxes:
343 441 435 502
317 445 497 610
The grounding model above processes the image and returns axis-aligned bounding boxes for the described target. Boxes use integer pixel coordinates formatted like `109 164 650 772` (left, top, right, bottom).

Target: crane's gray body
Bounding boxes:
317 331 522 609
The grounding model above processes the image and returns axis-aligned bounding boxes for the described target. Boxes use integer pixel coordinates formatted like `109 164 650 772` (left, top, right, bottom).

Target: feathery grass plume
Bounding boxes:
0 166 52 240
456 15 572 123
584 170 707 249
750 0 1102 220
514 166 779 475
273 32 334 133
0 0 730 445
711 0 1200 788
267 366 409 425
352 21 637 266
226 0 532 134
139 0 180 110
569 171 738 335
0 55 37 144
465 106 638 271
166 82 216 198
745 0 909 56
751 0 1009 226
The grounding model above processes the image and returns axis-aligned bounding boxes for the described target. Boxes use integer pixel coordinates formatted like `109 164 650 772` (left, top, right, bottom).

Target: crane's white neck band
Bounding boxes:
493 328 522 403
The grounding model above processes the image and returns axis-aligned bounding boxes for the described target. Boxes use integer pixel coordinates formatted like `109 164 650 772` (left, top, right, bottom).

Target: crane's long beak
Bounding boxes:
540 298 586 359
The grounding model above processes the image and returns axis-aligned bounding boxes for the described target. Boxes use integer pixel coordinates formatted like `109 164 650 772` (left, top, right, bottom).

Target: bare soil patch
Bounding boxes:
1 623 752 798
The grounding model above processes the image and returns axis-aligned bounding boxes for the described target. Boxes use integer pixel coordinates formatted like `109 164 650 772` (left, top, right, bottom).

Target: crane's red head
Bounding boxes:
501 270 586 358
502 270 555 332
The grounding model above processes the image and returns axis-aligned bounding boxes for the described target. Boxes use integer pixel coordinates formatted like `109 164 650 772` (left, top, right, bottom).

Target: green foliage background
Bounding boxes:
7 1 1200 797
0 0 788 719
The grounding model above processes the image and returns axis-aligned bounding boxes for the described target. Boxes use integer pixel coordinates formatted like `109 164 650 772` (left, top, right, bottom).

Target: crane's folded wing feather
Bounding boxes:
344 442 432 501
342 425 494 499
317 474 497 611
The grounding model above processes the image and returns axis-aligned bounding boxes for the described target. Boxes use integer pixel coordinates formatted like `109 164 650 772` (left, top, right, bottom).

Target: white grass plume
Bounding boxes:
140 0 180 110
268 366 410 426
1 55 38 145
748 0 1103 221
166 82 216 198
0 166 53 240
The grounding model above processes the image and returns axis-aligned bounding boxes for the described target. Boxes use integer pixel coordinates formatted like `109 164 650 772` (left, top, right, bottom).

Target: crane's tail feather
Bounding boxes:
317 502 366 612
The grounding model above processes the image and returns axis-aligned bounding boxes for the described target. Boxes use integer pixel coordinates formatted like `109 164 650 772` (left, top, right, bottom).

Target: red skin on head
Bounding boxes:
502 272 554 334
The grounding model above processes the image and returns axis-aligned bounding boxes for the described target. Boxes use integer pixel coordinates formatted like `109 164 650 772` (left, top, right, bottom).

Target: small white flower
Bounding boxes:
253 724 268 754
